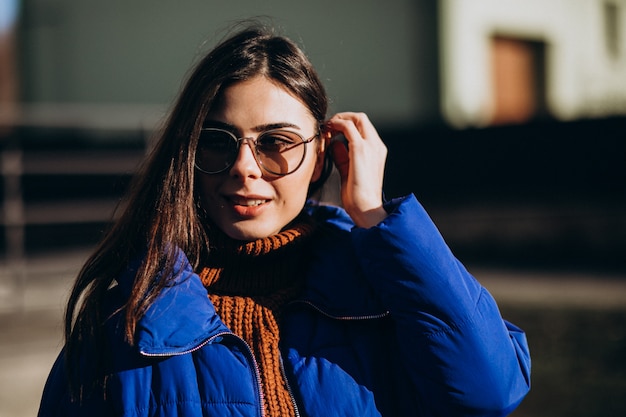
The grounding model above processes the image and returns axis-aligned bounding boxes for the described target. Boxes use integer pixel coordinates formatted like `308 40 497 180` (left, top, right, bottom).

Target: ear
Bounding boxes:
310 132 330 182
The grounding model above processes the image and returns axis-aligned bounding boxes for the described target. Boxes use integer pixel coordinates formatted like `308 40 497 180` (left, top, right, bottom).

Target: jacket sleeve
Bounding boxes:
351 194 531 416
37 283 134 417
37 348 111 417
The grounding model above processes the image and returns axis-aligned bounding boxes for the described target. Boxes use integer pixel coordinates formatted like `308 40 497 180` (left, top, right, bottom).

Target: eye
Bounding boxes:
256 131 301 153
200 129 235 152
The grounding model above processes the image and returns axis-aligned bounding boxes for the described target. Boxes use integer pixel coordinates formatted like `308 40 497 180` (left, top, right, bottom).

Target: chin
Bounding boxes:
223 224 278 241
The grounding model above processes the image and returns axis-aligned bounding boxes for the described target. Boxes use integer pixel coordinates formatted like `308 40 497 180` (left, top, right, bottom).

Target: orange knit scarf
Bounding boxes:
198 219 316 417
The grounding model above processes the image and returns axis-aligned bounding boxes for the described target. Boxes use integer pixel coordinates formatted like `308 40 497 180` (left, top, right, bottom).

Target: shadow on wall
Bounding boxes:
382 116 626 270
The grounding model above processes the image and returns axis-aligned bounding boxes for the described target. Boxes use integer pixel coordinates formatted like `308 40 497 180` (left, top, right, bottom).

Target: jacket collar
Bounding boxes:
117 250 230 356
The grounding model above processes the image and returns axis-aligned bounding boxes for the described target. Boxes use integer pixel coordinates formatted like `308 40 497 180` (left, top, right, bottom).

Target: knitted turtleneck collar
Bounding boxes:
200 216 317 297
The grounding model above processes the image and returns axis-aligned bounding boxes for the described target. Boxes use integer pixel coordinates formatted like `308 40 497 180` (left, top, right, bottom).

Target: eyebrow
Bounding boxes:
203 120 302 133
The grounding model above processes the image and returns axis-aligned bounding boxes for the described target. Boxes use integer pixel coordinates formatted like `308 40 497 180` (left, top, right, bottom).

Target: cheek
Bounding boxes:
196 175 219 208
302 145 322 178
277 164 318 202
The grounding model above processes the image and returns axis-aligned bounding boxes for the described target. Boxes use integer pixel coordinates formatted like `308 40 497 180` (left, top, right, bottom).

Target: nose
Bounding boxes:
228 138 263 179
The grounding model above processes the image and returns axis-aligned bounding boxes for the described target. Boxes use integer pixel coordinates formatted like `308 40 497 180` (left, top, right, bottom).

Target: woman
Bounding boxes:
38 26 530 417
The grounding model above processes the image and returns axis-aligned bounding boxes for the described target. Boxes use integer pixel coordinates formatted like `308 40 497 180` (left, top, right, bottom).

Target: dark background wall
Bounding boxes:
383 116 626 269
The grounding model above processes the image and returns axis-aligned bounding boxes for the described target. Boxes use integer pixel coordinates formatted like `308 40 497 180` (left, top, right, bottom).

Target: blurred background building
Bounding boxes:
0 0 624 268
442 0 626 127
0 0 626 270
11 0 626 126
0 0 624 269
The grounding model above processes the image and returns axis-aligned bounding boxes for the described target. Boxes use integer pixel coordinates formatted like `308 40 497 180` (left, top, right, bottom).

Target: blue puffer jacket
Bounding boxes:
38 195 530 417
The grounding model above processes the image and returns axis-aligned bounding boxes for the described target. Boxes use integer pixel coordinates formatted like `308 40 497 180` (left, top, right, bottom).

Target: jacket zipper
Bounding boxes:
140 331 266 417
279 355 301 417
292 299 390 321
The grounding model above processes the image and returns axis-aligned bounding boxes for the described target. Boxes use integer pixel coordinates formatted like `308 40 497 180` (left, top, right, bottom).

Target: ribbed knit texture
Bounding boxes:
198 218 316 417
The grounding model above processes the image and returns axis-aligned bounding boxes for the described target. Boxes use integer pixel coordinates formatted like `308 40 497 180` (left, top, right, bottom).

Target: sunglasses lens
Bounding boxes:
255 131 305 175
196 129 238 173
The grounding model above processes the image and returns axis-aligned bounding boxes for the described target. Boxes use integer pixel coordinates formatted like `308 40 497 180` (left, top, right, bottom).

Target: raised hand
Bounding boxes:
326 112 388 228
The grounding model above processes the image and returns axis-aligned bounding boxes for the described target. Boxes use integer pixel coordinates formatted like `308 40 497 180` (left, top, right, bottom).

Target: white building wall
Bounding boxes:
440 0 626 127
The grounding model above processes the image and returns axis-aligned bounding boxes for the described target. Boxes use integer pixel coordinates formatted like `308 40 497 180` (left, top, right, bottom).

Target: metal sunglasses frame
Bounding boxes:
194 127 320 176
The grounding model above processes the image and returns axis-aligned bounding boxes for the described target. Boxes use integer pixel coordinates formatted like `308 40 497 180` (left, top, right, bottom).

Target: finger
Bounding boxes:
327 117 363 147
330 112 378 140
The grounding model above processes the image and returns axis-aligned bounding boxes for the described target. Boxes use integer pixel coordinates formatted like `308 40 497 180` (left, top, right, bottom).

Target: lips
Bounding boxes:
224 195 270 218
228 196 270 207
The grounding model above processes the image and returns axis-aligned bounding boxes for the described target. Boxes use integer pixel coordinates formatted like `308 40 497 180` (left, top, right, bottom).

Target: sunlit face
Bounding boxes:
197 76 324 241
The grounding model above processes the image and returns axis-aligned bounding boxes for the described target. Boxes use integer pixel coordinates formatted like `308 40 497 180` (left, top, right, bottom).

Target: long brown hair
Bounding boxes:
64 24 331 396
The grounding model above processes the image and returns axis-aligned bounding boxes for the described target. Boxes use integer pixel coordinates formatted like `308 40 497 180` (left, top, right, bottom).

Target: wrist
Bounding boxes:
350 206 388 229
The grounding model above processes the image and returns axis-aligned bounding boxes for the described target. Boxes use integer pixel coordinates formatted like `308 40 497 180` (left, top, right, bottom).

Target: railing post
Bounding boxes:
1 140 25 312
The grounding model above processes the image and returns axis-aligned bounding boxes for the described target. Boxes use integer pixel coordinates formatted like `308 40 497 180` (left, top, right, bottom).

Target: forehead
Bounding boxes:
209 76 316 131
